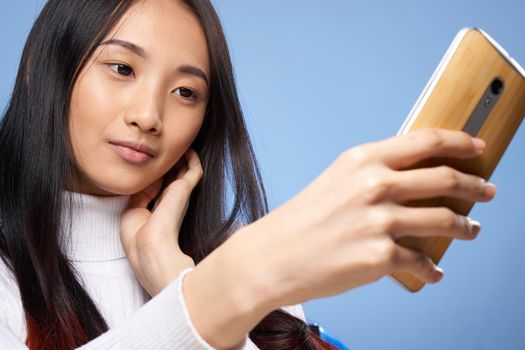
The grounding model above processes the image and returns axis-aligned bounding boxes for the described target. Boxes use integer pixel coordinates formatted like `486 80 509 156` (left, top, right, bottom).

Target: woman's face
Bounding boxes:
68 0 210 196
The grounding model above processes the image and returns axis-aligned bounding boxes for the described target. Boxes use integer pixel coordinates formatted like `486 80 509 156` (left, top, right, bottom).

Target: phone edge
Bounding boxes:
396 27 471 136
477 28 525 79
398 27 525 138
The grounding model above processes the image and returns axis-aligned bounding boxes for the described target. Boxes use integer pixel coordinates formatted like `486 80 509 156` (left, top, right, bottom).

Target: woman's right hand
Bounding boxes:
233 127 496 307
183 128 497 349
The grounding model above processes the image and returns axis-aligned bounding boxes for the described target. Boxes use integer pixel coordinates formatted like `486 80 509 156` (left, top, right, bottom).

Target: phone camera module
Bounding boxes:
490 78 504 95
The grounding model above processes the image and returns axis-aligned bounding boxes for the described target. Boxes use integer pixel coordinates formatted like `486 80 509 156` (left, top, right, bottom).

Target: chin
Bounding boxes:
86 177 157 196
74 164 163 196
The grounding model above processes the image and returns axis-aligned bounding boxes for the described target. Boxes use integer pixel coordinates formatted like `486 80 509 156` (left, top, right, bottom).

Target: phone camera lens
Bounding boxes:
490 78 504 95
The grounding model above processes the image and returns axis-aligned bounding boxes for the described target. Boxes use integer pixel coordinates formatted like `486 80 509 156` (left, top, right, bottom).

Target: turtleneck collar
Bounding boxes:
60 190 131 262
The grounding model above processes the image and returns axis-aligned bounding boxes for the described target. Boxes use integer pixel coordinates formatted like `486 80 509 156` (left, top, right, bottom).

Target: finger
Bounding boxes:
371 128 485 170
148 150 202 230
151 174 184 213
148 182 193 232
152 162 185 212
180 148 204 187
151 149 200 212
120 179 162 254
384 205 482 241
387 166 496 203
392 245 444 284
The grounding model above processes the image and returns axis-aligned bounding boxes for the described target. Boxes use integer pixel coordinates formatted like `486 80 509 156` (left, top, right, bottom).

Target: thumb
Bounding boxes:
120 178 163 252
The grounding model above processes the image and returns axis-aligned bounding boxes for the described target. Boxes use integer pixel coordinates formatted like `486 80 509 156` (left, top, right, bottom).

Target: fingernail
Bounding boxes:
466 217 481 237
471 137 486 153
482 180 497 198
435 267 444 281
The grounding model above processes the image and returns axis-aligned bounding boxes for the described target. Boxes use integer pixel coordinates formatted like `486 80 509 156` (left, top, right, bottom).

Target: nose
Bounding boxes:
124 86 163 135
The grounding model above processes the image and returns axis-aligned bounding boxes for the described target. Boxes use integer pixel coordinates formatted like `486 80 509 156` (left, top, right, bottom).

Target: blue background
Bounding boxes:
1 1 524 349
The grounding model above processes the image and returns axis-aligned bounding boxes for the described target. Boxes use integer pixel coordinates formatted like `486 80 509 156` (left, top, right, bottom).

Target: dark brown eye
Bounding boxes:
175 87 196 99
109 63 133 76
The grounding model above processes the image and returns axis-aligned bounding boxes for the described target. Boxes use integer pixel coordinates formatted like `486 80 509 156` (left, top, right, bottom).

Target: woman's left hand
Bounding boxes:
120 147 203 296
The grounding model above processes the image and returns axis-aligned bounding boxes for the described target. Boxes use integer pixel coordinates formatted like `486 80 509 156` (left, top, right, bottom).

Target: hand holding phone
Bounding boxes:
390 28 525 291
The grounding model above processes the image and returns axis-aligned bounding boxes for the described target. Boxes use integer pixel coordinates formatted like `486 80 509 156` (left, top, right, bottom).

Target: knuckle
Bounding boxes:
196 167 204 179
458 130 475 149
362 166 393 202
366 174 390 200
459 131 474 147
342 146 370 167
418 128 444 149
439 207 459 230
440 166 460 192
405 130 418 142
374 240 397 266
370 207 396 233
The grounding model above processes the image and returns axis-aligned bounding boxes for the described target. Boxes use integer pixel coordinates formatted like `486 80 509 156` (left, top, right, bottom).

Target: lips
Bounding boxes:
108 140 157 157
108 140 157 164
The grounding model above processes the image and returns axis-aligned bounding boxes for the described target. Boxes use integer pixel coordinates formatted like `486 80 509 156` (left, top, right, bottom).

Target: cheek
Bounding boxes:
68 70 127 194
161 117 204 167
69 71 119 160
70 72 117 132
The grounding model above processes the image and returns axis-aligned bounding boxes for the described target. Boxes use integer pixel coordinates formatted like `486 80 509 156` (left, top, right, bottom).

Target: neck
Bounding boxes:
60 190 130 262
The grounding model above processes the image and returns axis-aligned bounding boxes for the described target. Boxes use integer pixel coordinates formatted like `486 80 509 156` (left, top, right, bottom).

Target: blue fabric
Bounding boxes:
309 323 350 350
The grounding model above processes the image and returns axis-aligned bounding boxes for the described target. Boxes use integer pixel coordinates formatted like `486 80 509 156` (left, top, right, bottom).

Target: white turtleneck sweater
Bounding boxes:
0 191 306 349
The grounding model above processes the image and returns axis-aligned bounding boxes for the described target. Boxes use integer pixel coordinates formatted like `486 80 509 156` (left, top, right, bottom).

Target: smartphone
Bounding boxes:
389 27 525 292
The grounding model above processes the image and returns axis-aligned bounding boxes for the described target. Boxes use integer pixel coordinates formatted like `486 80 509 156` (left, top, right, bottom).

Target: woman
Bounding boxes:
0 0 495 349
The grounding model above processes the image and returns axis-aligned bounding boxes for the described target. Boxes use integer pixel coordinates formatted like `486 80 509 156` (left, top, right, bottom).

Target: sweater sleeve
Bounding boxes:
0 267 259 350
0 264 307 350
0 322 28 350
281 303 308 323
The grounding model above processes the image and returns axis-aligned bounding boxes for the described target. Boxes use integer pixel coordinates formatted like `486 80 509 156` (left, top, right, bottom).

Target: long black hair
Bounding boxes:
0 1 335 349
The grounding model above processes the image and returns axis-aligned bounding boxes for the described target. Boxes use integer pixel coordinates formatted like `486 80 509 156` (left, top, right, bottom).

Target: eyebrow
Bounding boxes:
99 39 209 86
